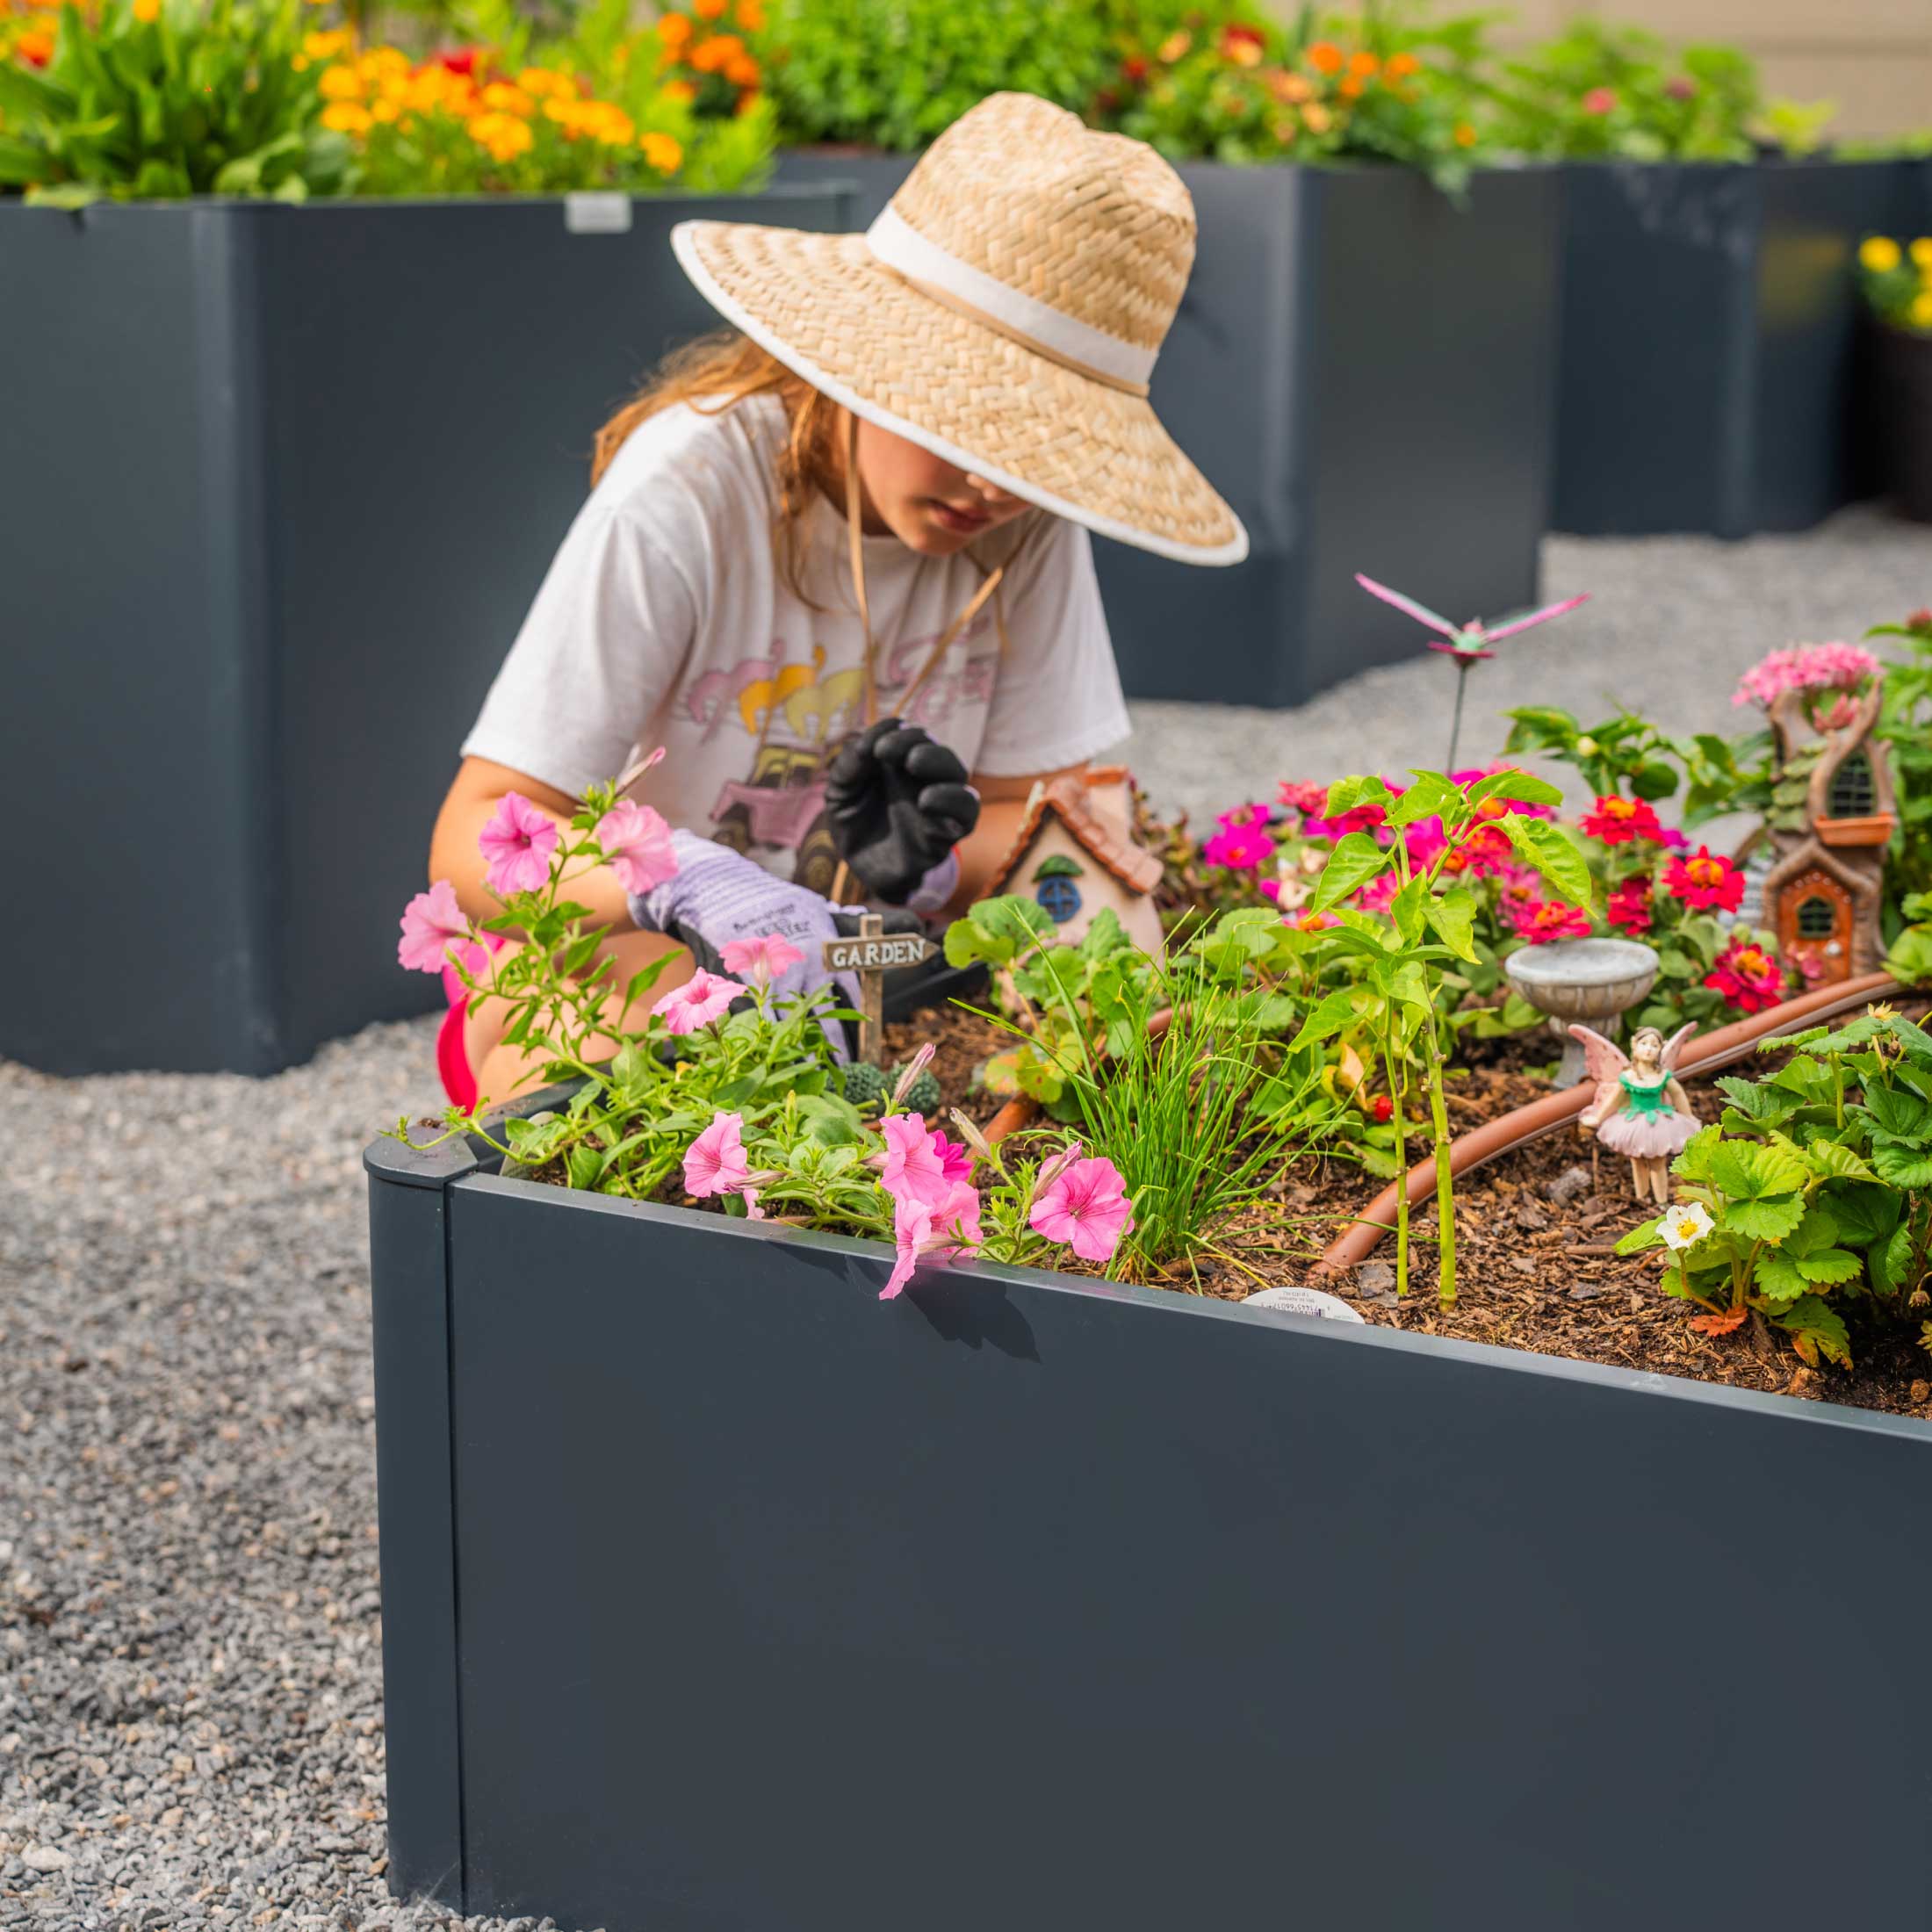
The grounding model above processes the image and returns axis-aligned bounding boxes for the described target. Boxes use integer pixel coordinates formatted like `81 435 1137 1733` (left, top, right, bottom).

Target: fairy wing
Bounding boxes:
1353 573 1457 639
1658 1021 1698 1074
1567 1022 1630 1085
1480 592 1591 643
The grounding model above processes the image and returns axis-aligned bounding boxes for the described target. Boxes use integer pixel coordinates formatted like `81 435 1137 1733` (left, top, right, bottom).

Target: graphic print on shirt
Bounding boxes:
684 613 998 892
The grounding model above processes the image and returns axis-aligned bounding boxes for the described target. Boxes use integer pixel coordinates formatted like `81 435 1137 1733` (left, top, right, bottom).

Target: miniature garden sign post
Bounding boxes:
821 914 935 1065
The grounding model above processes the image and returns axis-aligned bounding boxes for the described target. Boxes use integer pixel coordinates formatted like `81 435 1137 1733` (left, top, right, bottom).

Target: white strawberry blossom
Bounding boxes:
1659 1201 1714 1251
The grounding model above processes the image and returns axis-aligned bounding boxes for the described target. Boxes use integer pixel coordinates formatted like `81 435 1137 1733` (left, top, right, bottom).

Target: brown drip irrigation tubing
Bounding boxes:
1314 970 1907 1277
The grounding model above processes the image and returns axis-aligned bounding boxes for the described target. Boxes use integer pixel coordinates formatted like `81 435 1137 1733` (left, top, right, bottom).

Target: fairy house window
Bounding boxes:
1794 894 1836 939
986 767 1164 958
1827 748 1876 820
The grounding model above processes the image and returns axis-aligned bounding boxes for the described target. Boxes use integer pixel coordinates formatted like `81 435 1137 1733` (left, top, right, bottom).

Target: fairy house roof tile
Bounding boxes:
991 767 1163 896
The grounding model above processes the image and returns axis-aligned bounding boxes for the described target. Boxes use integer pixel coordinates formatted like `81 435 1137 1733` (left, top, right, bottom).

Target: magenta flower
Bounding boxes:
928 1131 976 1186
478 792 559 898
683 1111 750 1199
1582 86 1616 114
1203 805 1275 869
1029 1155 1135 1264
653 968 746 1034
397 879 472 975
1506 898 1593 943
718 931 806 990
594 797 678 898
878 1113 950 1210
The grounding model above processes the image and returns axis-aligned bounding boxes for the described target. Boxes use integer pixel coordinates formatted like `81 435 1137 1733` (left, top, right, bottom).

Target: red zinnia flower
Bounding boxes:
1607 877 1653 934
1663 845 1744 913
1580 795 1664 845
1704 940 1786 1015
1508 898 1593 944
437 47 477 73
1442 822 1514 878
1278 779 1330 817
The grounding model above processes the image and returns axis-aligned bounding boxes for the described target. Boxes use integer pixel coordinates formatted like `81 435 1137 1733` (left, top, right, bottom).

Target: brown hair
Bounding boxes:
592 330 841 602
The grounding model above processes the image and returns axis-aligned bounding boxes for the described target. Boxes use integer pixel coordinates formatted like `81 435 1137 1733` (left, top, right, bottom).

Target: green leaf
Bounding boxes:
1774 1294 1852 1368
1615 1216 1663 1255
1871 1135 1932 1189
1289 984 1377 1051
1795 1248 1862 1286
1862 1081 1932 1139
1424 888 1479 964
1468 768 1565 811
1630 760 1679 801
1804 1138 1878 1183
565 1146 604 1191
1388 875 1428 946
1753 1251 1806 1302
1309 832 1391 913
1387 771 1458 827
1727 1194 1807 1243
1498 814 1596 911
1322 775 1392 818
943 895 1054 969
1673 1125 1721 1183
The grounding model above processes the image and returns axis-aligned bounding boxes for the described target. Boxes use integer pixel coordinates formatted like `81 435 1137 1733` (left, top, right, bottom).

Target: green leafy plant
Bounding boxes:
1871 610 1932 917
1502 703 1742 825
1618 1009 1932 1366
0 0 353 204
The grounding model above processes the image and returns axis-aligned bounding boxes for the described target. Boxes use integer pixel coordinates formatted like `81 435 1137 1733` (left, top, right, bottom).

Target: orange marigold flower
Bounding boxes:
1386 50 1419 78
1306 40 1343 74
661 76 696 103
1453 119 1477 147
320 99 372 133
735 0 763 25
657 11 691 43
694 0 726 16
1348 49 1378 76
724 51 759 85
639 129 682 172
688 34 725 69
1338 74 1363 98
1157 28 1190 62
318 63 363 100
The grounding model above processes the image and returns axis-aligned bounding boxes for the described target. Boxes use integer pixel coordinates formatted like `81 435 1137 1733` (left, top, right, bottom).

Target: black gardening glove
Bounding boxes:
824 719 981 905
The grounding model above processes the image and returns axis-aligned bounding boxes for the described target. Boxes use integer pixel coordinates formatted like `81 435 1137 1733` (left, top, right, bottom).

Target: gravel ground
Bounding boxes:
2 508 1928 1932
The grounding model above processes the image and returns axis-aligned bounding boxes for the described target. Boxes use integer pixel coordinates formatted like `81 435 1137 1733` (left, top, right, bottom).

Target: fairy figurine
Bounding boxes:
1568 1021 1699 1205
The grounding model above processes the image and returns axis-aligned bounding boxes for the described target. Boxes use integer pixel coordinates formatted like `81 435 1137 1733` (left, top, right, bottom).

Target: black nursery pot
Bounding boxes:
1553 157 1918 537
775 152 1563 709
367 1117 1932 1932
1870 320 1932 523
0 186 853 1077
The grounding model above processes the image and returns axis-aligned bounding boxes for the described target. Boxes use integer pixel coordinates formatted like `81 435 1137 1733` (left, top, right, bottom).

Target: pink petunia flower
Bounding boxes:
594 797 679 898
718 931 806 990
1028 1155 1135 1265
653 968 746 1034
877 1113 951 1210
478 792 560 898
397 879 472 974
878 1179 984 1301
683 1111 750 1199
1284 909 1339 933
928 1131 976 1186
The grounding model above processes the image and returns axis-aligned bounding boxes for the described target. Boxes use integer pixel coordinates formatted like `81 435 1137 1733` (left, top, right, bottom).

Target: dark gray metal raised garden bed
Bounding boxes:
0 185 852 1078
777 152 1562 710
1553 157 1920 537
366 1117 1932 1932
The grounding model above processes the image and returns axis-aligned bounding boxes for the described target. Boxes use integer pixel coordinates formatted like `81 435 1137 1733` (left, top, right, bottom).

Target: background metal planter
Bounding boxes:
367 1122 1932 1932
1552 158 1920 538
0 187 853 1077
776 154 1564 710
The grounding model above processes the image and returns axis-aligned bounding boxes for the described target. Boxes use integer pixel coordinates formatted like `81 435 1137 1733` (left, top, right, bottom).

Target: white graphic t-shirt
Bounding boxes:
462 393 1130 893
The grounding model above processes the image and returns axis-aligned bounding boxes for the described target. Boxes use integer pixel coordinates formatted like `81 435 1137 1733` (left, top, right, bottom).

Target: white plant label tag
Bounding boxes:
566 193 633 235
1244 1285 1366 1325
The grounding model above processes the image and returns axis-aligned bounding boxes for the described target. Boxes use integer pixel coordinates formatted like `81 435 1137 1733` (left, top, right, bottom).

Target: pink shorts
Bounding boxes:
436 934 508 1112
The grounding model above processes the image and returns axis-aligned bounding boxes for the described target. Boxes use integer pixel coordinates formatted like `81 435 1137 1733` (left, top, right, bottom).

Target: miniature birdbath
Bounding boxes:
1503 938 1660 1087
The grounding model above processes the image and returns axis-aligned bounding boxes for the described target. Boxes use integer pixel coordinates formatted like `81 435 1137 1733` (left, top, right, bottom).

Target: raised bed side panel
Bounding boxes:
0 204 280 1073
436 1181 1932 1932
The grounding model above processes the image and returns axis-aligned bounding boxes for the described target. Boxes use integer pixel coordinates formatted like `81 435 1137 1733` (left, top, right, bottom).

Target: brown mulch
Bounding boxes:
880 1002 1013 1129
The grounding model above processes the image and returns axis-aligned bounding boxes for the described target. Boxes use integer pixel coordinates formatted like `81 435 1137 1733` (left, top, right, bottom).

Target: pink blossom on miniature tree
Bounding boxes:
398 879 472 974
1029 1156 1135 1265
594 797 679 898
653 968 746 1034
478 792 559 897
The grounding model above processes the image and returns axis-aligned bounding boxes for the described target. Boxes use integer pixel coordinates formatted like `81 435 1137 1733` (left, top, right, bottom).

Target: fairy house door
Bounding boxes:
1776 869 1856 985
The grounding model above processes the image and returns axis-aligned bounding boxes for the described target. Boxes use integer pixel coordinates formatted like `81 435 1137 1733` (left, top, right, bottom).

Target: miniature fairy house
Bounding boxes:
989 767 1164 957
1745 681 1897 984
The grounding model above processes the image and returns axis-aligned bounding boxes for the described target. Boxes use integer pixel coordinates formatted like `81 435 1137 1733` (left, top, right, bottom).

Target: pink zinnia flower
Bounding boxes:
478 792 559 897
1203 806 1275 869
1580 795 1664 846
877 1113 950 1210
1353 869 1400 915
1440 823 1514 880
594 797 678 898
1028 1155 1135 1264
1664 845 1744 913
1582 86 1616 114
1507 898 1593 943
653 967 746 1034
397 879 471 974
683 1111 749 1199
928 1131 975 1186
1606 877 1653 934
718 931 806 990
1278 780 1330 817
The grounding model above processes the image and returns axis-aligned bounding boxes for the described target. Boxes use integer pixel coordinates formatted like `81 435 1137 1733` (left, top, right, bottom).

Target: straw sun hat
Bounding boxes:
671 91 1248 566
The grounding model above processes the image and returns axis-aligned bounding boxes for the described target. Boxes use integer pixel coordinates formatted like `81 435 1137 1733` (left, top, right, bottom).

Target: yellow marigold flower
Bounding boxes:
1914 291 1932 328
1912 238 1932 269
594 110 634 146
321 100 372 133
370 95 398 122
724 51 758 86
318 64 363 101
639 129 681 172
1861 235 1903 273
481 80 533 114
1157 28 1189 62
361 45 408 77
292 52 309 68
1386 50 1419 79
1348 49 1378 76
1301 100 1331 133
132 0 160 25
542 96 576 123
517 65 566 96
661 77 696 104
658 10 691 43
694 0 724 17
1454 119 1477 147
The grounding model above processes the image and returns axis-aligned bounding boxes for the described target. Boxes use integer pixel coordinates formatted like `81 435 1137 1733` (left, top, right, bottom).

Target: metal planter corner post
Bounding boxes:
0 185 854 1078
1552 158 1919 538
364 1140 1932 1932
1095 162 1561 707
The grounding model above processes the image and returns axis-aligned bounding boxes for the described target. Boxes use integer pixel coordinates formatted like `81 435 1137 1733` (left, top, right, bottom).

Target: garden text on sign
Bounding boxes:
821 915 937 1066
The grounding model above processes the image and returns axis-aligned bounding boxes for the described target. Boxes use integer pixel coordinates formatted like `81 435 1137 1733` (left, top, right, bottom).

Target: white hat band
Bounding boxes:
865 204 1158 396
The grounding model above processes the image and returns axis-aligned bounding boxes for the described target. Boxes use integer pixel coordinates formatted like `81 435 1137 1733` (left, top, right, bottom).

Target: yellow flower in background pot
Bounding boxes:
318 64 362 102
1913 292 1932 329
1912 239 1932 270
321 101 372 133
131 0 159 24
639 130 682 173
1860 235 1903 273
480 81 534 115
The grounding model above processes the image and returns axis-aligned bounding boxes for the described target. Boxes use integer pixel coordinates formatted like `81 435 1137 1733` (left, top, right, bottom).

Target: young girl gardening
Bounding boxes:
428 92 1247 1108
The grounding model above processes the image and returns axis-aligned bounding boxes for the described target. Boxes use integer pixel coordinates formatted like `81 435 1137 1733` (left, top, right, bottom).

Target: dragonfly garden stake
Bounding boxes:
1354 574 1591 771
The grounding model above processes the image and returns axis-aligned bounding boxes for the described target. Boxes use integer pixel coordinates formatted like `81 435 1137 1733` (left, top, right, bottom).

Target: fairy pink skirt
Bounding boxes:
436 933 507 1111
1597 1107 1698 1160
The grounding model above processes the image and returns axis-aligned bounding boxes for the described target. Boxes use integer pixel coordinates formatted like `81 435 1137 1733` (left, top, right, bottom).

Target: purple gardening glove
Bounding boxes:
630 831 920 1056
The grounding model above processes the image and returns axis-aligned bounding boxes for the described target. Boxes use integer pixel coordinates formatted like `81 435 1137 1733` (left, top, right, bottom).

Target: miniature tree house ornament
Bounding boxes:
1737 672 1897 985
1353 573 1590 770
1569 1020 1699 1205
820 915 936 1066
984 767 1165 957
